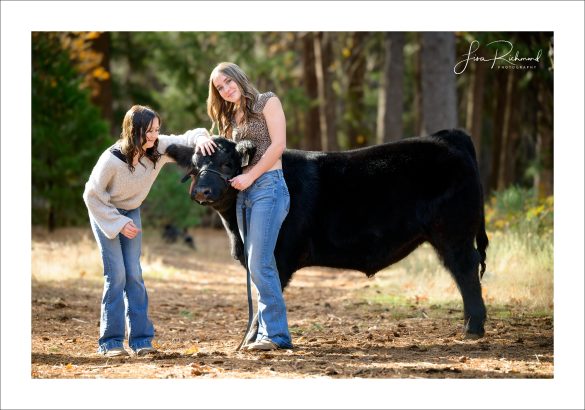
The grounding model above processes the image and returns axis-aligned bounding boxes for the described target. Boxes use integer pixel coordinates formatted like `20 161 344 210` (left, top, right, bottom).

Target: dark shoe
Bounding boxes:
135 347 157 356
102 347 129 357
245 340 279 351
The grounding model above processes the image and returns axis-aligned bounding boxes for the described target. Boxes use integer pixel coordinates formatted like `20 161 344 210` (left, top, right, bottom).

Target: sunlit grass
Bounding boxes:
359 230 553 314
483 230 553 310
366 293 410 306
31 227 103 283
31 227 192 284
32 222 553 317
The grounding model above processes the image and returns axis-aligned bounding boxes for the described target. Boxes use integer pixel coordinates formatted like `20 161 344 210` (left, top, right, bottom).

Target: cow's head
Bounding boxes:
166 137 256 210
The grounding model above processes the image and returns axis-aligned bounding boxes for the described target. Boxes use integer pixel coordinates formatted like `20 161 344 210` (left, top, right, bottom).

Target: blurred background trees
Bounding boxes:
31 31 554 232
32 32 110 230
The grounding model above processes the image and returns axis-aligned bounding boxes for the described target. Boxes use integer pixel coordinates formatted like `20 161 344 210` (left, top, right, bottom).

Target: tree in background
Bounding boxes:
32 31 554 230
301 32 320 151
344 32 369 149
420 32 458 135
377 32 405 143
87 32 113 126
533 34 554 198
313 32 338 151
462 33 487 166
32 32 110 230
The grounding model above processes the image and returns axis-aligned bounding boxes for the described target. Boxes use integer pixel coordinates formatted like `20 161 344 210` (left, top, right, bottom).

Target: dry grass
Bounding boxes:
31 226 553 318
366 233 553 313
31 226 230 282
32 227 104 282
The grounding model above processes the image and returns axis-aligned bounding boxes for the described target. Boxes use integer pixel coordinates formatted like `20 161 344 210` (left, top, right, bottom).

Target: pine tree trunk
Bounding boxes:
420 32 457 135
302 32 320 150
413 33 423 136
497 70 516 190
465 49 486 164
489 69 508 192
377 32 405 143
314 32 338 151
347 32 368 148
535 76 554 197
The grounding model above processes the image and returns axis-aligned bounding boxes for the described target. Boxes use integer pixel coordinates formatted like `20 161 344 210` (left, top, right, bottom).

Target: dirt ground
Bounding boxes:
31 228 553 379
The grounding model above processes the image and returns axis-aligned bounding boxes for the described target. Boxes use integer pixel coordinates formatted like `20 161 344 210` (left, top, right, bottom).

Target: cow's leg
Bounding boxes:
434 240 486 338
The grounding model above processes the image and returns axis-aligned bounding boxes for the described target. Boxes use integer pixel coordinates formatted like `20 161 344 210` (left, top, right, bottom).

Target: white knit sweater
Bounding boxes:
83 128 205 239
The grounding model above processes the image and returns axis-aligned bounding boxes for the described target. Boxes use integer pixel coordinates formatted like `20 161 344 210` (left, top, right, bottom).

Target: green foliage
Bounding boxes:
32 33 111 229
110 32 314 144
110 32 263 136
140 166 206 230
31 31 553 230
486 186 553 236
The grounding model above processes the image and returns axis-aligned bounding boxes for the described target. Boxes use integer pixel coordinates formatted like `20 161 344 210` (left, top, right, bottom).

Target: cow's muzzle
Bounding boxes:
192 186 213 204
187 168 233 205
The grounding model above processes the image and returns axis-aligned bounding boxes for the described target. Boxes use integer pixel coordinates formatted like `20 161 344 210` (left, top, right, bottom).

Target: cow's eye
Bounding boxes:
222 163 233 172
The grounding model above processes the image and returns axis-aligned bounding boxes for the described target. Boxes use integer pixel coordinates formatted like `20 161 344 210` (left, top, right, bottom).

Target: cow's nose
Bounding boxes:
193 187 212 202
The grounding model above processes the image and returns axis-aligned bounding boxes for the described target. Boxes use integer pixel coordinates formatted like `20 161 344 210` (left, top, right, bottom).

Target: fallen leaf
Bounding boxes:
185 345 200 355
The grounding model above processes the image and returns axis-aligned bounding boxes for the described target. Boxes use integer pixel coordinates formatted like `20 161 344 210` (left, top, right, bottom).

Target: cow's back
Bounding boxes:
278 130 482 276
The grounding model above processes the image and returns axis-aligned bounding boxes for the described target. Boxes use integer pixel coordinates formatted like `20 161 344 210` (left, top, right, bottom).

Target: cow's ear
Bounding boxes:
235 140 256 168
166 144 196 168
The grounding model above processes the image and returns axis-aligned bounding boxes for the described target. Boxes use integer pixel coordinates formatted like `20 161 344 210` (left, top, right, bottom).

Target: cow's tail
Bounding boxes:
476 188 489 279
433 129 488 279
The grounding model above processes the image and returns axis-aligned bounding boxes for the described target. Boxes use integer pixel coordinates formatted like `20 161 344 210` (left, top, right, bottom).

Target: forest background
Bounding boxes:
32 31 554 235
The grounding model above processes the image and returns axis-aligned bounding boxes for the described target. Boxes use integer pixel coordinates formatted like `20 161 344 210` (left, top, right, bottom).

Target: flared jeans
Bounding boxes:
236 169 293 348
90 207 154 353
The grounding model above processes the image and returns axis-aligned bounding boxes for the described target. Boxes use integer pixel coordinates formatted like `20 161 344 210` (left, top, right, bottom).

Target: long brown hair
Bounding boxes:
119 105 162 172
207 62 261 138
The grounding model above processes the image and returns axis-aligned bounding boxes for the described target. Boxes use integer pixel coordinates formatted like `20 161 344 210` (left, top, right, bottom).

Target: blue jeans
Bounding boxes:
90 207 154 353
236 169 292 348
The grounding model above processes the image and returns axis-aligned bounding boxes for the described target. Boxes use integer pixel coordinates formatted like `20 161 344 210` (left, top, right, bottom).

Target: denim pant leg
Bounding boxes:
90 208 154 353
237 170 292 348
91 217 128 352
119 208 154 351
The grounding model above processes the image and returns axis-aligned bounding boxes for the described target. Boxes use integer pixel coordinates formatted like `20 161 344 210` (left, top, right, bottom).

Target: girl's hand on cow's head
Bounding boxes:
195 132 217 156
120 221 141 239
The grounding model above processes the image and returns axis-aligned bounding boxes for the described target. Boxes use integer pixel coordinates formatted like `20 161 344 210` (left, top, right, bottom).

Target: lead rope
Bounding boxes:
236 204 254 351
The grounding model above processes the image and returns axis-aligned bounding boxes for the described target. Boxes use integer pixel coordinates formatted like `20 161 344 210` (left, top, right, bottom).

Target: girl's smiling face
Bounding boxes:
142 117 160 150
213 73 241 104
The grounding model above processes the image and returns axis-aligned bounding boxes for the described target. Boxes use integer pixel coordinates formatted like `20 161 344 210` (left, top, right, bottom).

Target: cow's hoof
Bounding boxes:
464 317 485 339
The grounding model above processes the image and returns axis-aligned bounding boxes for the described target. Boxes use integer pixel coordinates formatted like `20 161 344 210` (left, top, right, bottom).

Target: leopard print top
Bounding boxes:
231 92 277 169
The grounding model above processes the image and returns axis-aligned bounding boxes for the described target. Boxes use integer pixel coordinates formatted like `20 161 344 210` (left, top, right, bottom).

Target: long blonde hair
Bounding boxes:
207 62 261 137
119 105 161 172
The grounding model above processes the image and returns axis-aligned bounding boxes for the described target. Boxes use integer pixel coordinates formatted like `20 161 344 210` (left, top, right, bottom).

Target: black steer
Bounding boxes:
166 129 488 338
